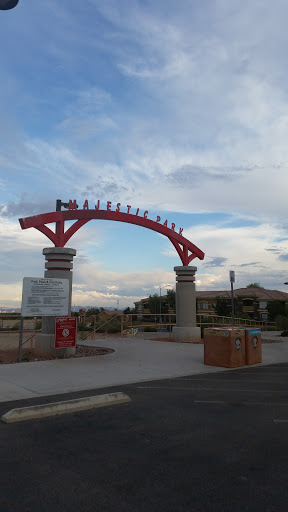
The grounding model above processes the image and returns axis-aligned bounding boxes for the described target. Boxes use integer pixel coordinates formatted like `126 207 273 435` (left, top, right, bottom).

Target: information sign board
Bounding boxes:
55 317 77 349
21 277 69 317
229 270 235 283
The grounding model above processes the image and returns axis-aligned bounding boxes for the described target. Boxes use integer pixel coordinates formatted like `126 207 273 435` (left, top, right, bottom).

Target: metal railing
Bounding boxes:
0 312 277 351
196 314 275 331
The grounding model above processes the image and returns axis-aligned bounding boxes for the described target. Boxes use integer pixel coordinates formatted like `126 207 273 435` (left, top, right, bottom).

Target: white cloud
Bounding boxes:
1 0 288 307
72 259 175 308
184 222 288 291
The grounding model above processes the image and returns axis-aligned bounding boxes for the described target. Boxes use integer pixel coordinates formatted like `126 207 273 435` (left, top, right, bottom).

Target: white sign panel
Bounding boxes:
229 270 235 283
21 277 69 317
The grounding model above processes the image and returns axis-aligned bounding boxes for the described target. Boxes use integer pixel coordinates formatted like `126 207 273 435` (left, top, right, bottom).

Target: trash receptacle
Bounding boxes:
245 328 262 365
204 328 246 368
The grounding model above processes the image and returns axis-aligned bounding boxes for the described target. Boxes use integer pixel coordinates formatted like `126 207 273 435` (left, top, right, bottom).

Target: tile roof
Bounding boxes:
135 288 288 304
196 287 288 301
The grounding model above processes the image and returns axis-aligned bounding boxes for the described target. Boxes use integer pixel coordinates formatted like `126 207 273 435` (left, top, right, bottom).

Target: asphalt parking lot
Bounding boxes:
1 363 288 512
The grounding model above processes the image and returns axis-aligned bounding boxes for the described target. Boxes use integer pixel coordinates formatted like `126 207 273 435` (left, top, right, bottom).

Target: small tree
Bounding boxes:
246 283 261 288
123 306 136 315
267 300 286 321
86 308 100 317
148 293 159 314
166 289 176 311
214 297 230 317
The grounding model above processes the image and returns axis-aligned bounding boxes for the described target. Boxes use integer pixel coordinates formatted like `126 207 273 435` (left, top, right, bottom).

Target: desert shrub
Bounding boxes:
200 323 214 338
276 315 288 331
96 326 105 333
78 322 92 332
86 308 100 317
106 317 121 333
34 319 42 330
107 324 120 334
10 322 20 331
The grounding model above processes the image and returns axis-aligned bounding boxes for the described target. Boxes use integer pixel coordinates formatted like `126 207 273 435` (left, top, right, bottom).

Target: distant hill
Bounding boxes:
72 306 122 312
0 305 123 314
0 307 21 313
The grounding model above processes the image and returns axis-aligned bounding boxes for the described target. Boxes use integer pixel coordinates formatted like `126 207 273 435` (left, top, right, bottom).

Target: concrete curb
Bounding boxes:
1 392 131 423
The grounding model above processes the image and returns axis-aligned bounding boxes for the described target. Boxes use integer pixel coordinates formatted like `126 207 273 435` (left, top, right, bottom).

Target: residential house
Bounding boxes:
135 287 288 322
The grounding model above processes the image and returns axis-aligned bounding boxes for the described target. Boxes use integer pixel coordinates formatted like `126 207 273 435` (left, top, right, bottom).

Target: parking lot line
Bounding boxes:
194 401 288 407
137 385 288 393
194 400 226 404
178 377 287 383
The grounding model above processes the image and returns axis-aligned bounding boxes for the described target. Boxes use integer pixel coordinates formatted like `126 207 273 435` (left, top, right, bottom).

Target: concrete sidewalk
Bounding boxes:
0 333 287 403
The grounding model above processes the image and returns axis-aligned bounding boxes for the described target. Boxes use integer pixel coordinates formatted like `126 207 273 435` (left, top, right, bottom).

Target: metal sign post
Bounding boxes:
18 317 24 363
230 271 235 328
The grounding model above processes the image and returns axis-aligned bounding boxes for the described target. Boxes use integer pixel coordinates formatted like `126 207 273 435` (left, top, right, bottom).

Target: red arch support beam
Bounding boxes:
19 206 204 266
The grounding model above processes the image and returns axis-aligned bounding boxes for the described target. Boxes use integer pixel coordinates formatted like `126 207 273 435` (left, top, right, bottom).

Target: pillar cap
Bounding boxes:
43 247 76 256
174 266 197 272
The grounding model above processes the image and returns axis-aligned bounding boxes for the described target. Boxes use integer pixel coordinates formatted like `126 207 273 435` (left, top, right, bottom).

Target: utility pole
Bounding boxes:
230 271 235 328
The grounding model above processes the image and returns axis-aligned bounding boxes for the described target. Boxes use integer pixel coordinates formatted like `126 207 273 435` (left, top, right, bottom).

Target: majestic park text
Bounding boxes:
69 199 184 236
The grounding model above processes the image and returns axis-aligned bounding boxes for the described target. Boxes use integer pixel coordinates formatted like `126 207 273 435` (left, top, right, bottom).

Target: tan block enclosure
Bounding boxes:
245 328 262 365
204 328 246 368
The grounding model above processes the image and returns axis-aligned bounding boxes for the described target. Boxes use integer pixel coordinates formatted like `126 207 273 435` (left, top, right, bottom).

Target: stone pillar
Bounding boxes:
35 247 77 358
172 266 201 342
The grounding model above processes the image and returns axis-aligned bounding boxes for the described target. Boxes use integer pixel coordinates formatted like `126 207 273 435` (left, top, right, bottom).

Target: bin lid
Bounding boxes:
204 328 245 336
246 328 261 335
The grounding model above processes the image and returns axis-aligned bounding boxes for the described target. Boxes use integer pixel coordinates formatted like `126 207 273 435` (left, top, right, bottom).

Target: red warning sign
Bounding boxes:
55 317 77 349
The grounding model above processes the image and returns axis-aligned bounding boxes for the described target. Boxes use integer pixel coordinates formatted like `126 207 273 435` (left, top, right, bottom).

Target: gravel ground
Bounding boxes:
0 344 114 364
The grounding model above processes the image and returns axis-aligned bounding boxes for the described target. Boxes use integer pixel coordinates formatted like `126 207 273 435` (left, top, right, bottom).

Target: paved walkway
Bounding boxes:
0 332 287 403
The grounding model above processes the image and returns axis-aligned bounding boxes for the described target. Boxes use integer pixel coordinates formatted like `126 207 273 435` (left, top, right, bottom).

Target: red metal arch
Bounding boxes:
19 209 205 266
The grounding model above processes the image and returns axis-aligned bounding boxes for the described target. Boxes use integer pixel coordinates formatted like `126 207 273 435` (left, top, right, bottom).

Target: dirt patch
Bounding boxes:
152 337 203 344
0 345 114 364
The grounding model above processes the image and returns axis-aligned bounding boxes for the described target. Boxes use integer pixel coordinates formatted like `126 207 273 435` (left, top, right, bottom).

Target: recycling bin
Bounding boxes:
245 328 262 365
204 328 246 368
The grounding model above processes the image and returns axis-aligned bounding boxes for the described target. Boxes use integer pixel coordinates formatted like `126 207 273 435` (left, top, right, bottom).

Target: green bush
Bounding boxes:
276 315 288 331
233 312 253 321
96 326 106 333
86 308 100 317
144 326 157 332
78 330 89 340
106 317 121 333
34 319 42 330
92 317 121 334
78 322 93 332
10 322 20 331
200 323 214 338
281 330 288 337
107 324 120 334
266 325 278 331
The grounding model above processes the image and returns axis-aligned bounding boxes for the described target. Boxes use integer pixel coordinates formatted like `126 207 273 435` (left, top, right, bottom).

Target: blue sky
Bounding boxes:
1 0 288 309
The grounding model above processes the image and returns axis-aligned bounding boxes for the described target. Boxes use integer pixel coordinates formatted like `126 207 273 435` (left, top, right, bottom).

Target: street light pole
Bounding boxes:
229 271 235 328
158 284 173 325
